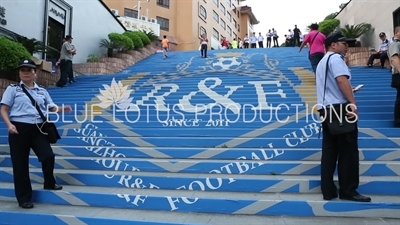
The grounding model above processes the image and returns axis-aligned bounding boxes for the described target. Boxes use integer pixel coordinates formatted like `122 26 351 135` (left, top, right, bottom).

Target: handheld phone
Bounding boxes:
354 84 364 91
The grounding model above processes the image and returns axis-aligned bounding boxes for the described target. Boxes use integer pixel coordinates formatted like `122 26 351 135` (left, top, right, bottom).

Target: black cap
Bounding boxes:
379 32 386 37
324 32 350 46
65 35 73 39
17 59 36 69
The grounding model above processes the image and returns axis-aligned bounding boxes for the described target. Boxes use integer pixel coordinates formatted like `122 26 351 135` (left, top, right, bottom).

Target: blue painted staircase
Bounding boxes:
0 48 399 225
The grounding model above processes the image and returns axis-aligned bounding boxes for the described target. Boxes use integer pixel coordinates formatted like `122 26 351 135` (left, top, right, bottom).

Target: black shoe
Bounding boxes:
44 184 63 190
340 194 371 202
19 202 34 209
323 194 338 200
56 84 67 88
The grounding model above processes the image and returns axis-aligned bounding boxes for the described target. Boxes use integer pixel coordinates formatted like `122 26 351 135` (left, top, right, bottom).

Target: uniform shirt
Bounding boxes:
251 36 257 43
316 51 353 110
258 35 264 42
266 32 273 38
378 39 391 52
272 30 278 37
0 81 56 124
388 39 400 74
60 41 74 61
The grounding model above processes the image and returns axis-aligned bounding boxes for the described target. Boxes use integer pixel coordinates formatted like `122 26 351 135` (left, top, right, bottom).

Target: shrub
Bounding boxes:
133 31 151 46
0 36 32 72
319 19 340 36
123 31 144 49
142 30 159 42
108 32 134 50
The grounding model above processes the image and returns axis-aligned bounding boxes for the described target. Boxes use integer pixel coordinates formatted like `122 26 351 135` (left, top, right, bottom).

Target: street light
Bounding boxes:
133 0 150 20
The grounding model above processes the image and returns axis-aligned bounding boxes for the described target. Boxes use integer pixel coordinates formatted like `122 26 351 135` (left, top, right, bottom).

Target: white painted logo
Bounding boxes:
212 57 241 70
96 78 134 110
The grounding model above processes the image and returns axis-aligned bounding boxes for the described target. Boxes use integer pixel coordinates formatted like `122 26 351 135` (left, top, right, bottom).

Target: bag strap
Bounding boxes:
318 52 338 139
309 32 319 50
322 53 339 106
20 84 47 122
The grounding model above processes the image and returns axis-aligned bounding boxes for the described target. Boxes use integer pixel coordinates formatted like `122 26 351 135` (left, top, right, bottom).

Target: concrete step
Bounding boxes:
0 156 399 176
0 127 399 137
0 182 398 218
1 127 399 137
1 202 399 225
0 136 395 148
1 146 398 161
0 168 398 195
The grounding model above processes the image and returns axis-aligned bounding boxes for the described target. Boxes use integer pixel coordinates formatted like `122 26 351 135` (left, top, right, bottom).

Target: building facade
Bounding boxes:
103 0 259 51
335 0 400 48
0 0 126 65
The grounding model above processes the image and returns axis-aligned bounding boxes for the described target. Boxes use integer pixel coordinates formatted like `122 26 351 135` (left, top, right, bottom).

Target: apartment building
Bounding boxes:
103 0 259 51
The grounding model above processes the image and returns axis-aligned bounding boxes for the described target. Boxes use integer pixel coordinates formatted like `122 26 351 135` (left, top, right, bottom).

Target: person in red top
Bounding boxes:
200 35 208 58
221 37 228 49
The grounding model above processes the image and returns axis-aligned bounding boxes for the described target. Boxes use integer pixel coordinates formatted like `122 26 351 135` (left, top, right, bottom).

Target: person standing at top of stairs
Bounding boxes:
315 32 371 203
387 26 400 127
56 35 76 87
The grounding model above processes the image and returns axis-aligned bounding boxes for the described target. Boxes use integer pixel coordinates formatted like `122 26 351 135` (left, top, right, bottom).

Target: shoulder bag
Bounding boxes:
21 85 61 144
320 53 357 135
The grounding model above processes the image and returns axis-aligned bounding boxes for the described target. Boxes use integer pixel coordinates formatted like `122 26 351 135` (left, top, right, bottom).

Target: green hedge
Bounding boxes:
108 32 134 50
0 36 32 72
132 31 151 46
123 31 144 49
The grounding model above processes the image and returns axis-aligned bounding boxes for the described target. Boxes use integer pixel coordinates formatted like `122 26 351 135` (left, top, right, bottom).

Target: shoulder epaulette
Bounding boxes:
38 85 46 89
9 84 18 87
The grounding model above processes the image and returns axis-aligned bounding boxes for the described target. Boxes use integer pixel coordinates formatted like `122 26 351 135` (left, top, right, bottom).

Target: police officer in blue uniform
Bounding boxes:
0 59 72 209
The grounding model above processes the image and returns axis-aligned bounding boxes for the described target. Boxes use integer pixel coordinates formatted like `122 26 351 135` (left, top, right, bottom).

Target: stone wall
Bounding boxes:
346 47 390 68
0 70 60 98
73 45 156 75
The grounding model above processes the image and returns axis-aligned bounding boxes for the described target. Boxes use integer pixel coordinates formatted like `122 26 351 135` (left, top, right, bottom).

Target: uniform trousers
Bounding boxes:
320 121 360 198
8 121 56 205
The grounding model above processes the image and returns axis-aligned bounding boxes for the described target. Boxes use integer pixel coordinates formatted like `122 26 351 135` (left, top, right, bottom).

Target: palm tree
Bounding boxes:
340 23 372 38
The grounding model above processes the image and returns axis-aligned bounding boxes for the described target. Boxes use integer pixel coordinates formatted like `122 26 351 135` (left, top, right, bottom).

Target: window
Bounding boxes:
233 32 237 40
220 3 225 15
227 25 232 36
394 7 400 28
227 12 231 22
124 8 138 18
220 19 226 30
199 5 207 19
199 26 207 38
157 0 170 8
238 24 240 32
156 16 169 31
233 19 237 28
213 0 219 6
213 28 219 39
226 0 231 5
213 10 219 22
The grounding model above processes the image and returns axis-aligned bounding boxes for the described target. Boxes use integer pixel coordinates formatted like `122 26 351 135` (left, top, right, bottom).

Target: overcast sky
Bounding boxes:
244 0 347 41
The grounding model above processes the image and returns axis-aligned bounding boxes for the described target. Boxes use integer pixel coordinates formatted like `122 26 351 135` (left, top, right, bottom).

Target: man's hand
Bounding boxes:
346 104 358 120
8 124 18 134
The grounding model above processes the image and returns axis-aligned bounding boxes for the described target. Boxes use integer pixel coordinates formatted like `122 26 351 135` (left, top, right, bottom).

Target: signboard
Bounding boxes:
49 0 66 25
118 16 160 36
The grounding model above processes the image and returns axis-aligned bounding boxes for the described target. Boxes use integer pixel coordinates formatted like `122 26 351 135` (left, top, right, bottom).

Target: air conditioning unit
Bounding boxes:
141 16 148 21
150 18 157 23
111 9 119 16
